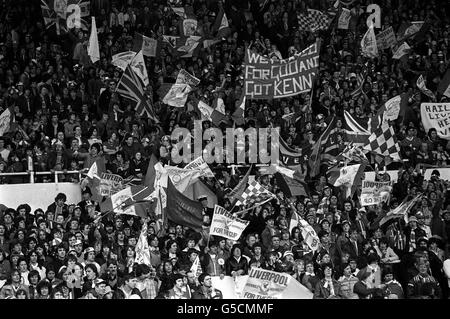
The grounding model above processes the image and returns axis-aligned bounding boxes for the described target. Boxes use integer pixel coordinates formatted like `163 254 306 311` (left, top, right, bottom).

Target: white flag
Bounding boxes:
130 50 149 86
417 75 436 101
135 223 151 265
338 8 351 30
185 156 215 178
197 100 215 121
0 108 11 136
88 17 100 63
111 51 137 71
392 42 411 60
361 23 378 58
86 162 99 179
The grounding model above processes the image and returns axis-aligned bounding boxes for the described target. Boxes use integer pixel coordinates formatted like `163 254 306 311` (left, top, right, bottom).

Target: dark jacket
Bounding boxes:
225 256 249 276
191 286 223 299
313 278 343 299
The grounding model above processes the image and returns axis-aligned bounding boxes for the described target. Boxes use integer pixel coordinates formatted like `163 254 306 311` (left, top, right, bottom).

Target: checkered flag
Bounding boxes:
235 180 275 206
298 9 331 32
363 124 401 161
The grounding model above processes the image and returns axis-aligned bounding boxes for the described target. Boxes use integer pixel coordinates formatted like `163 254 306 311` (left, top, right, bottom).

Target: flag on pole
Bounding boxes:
379 193 422 226
392 42 411 60
133 32 158 57
116 65 157 120
143 153 158 191
166 179 204 232
363 124 401 162
350 65 368 100
361 23 378 58
298 9 334 32
185 156 214 178
176 69 200 87
235 180 276 206
159 165 204 193
212 6 231 39
135 222 151 265
338 8 352 29
437 68 450 99
416 75 436 101
372 93 410 129
308 117 337 177
101 185 155 218
130 50 149 86
88 17 100 63
231 93 246 126
111 51 137 71
171 6 188 18
86 161 99 179
210 205 249 240
289 212 320 252
343 110 371 147
327 163 366 197
334 144 368 164
192 97 228 126
274 171 309 197
0 108 12 136
227 165 252 205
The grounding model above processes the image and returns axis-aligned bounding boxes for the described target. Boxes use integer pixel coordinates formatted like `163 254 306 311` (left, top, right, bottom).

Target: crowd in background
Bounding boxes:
0 0 450 299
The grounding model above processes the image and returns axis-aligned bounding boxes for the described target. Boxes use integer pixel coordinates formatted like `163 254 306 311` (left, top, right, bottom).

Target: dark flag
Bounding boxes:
166 179 204 232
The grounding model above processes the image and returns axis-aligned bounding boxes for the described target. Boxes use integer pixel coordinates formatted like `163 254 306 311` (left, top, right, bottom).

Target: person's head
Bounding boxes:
198 273 212 288
231 244 242 258
163 260 173 273
382 265 394 283
417 237 428 251
37 280 52 296
173 273 185 289
85 264 98 280
416 261 428 275
305 260 314 273
15 288 28 299
322 263 333 278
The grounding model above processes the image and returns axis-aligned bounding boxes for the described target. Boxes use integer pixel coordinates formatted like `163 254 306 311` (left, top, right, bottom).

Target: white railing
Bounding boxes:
0 170 83 183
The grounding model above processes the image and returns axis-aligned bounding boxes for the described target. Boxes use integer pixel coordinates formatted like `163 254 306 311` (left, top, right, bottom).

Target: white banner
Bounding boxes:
210 205 249 240
392 42 410 59
338 8 351 29
160 165 203 192
142 35 157 57
176 69 200 87
111 51 136 71
242 268 313 299
185 156 214 177
360 180 392 206
383 95 402 124
420 103 450 140
211 276 248 299
376 26 396 50
183 18 197 36
130 50 149 86
0 108 11 136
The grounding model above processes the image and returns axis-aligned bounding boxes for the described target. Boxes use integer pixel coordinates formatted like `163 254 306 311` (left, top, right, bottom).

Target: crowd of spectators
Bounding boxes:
0 0 450 299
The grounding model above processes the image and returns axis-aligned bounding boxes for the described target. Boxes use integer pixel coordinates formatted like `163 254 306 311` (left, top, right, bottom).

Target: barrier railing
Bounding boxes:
0 170 83 183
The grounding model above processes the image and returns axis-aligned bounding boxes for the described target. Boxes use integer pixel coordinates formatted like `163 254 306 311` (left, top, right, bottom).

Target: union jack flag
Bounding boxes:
41 0 90 34
350 64 369 100
116 65 158 122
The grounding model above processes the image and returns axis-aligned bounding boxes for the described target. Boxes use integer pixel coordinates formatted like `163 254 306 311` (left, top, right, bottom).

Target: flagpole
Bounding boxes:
93 185 153 223
235 197 274 216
